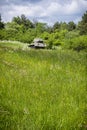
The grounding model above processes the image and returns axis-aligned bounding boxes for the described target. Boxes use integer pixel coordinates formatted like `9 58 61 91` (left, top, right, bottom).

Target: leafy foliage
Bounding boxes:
0 14 4 29
67 21 76 31
0 11 87 51
78 11 87 35
64 35 87 52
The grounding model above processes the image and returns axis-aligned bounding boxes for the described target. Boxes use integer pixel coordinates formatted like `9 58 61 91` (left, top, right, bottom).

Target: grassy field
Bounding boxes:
0 42 87 130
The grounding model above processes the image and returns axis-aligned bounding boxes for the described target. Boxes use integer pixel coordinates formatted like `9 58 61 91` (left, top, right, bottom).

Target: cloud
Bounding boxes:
0 0 87 25
0 0 42 6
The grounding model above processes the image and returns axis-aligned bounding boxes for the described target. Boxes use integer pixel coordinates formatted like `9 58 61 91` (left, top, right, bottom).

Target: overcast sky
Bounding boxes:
0 0 87 25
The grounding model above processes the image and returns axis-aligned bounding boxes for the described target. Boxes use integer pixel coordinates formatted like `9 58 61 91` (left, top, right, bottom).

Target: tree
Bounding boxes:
68 21 76 31
12 16 21 25
12 14 34 31
35 22 47 35
53 22 61 31
0 14 4 29
60 22 68 30
82 11 87 23
78 11 87 35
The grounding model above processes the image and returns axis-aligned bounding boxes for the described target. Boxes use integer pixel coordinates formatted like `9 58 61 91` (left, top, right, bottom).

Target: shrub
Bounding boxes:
64 35 87 52
46 39 53 49
54 39 64 46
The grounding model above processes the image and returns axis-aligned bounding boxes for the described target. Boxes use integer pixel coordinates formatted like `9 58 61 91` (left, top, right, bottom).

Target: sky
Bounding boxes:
0 0 87 25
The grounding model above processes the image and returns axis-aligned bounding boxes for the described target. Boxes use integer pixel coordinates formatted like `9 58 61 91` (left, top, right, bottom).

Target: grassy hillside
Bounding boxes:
0 42 87 130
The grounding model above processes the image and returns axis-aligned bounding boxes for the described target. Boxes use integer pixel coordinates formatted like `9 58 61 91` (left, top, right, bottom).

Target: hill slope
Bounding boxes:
0 42 87 130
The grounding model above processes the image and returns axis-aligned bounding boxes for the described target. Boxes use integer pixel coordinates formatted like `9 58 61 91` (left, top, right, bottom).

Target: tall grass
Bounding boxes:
0 42 87 130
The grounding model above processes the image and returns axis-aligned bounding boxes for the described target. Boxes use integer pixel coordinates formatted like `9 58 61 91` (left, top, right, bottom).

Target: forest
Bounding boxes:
0 11 87 51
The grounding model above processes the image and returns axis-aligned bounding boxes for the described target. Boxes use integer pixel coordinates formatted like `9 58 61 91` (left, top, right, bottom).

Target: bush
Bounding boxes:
64 35 87 52
54 39 63 46
41 32 50 40
46 39 53 49
65 30 79 39
17 33 34 43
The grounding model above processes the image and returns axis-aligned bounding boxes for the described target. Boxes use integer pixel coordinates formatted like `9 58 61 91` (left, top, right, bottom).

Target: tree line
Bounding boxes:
0 11 87 51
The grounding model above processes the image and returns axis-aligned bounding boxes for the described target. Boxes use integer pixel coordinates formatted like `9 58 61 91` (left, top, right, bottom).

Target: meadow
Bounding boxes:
0 42 87 130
